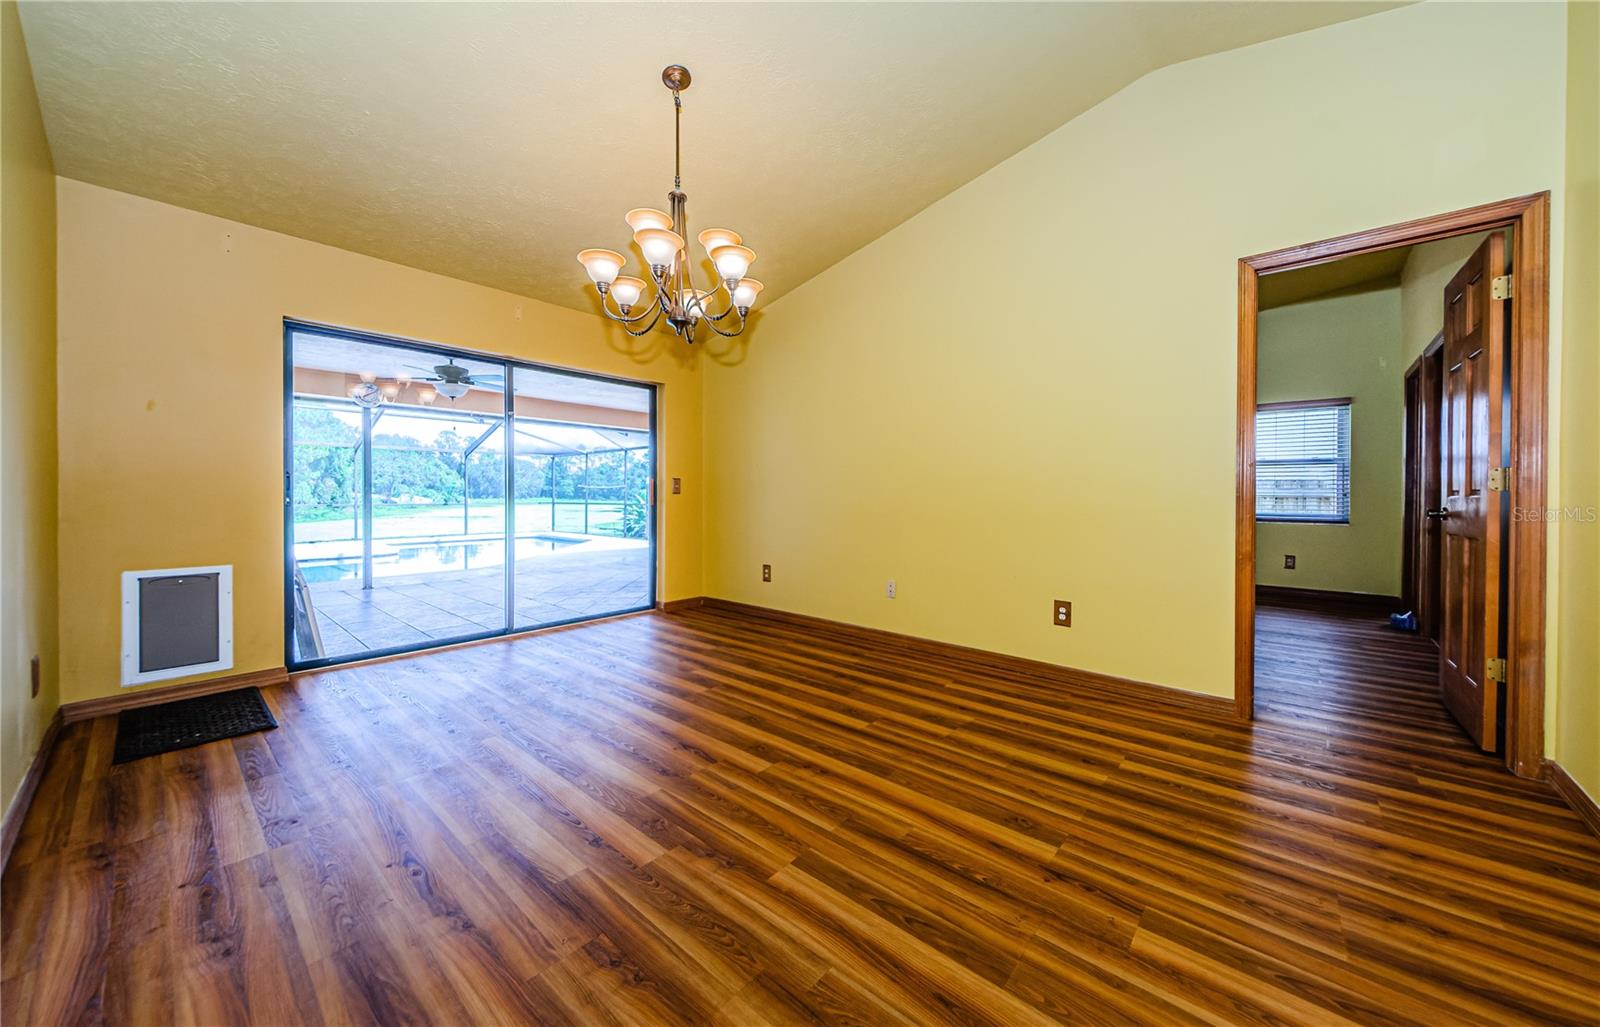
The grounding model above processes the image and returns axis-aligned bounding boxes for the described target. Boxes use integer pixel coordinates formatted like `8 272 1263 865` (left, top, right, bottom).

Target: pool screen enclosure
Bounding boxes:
284 321 657 669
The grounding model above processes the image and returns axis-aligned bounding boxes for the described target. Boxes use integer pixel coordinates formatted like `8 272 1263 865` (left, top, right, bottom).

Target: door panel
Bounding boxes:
1401 344 1444 640
1438 233 1506 751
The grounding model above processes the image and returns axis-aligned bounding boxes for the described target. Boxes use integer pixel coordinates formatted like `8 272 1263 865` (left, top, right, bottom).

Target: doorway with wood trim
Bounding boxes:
1235 194 1550 780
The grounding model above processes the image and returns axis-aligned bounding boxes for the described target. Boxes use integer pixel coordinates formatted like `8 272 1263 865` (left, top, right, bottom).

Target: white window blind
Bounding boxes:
1256 401 1351 523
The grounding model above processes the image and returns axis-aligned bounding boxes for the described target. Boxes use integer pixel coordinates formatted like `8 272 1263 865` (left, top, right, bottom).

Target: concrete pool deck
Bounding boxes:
300 539 651 660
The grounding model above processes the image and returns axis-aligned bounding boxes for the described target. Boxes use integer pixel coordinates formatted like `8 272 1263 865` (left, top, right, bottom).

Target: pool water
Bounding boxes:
298 535 581 583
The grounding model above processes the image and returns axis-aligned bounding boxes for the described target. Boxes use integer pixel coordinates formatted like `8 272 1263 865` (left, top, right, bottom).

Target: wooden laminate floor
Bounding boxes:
3 600 1597 1025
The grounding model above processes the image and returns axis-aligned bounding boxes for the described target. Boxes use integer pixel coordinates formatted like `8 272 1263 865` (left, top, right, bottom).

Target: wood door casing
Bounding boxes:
1438 233 1506 751
1238 192 1550 779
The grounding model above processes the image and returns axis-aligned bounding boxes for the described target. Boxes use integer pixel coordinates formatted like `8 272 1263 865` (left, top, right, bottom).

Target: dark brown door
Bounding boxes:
1439 233 1507 751
1402 339 1445 641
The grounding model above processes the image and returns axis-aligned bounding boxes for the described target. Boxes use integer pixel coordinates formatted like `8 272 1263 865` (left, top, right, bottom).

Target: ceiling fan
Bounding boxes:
405 359 504 399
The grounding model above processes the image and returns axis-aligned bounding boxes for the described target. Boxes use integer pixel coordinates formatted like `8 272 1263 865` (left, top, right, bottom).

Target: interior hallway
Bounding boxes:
3 604 1597 1025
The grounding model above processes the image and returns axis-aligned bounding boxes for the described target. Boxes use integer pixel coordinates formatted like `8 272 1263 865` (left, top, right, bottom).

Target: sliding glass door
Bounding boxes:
285 322 656 669
510 366 654 629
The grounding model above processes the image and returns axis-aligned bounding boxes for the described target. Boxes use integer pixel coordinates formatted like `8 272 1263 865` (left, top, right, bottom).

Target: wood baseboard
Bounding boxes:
59 666 290 724
657 596 706 613
693 597 1238 722
1 707 63 874
1544 760 1600 840
1255 584 1402 613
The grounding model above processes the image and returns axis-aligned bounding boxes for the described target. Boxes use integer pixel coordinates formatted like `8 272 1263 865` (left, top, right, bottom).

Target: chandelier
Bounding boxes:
576 65 762 344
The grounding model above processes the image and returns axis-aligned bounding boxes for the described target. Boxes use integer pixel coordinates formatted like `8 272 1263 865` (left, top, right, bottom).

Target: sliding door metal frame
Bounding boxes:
283 317 660 672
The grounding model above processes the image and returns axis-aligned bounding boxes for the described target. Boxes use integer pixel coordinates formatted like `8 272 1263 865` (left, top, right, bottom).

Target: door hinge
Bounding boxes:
1491 275 1513 300
1488 465 1511 491
1486 657 1507 683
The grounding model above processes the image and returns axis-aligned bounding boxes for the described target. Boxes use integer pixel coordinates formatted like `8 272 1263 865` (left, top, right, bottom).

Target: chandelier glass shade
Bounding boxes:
577 65 761 344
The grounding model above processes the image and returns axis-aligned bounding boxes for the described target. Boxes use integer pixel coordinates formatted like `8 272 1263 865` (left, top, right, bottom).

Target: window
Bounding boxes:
1256 399 1351 523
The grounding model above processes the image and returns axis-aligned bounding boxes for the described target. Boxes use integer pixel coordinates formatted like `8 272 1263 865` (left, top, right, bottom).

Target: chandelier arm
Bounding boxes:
601 284 663 325
615 306 666 338
695 304 747 338
702 298 739 323
652 265 682 316
687 275 741 322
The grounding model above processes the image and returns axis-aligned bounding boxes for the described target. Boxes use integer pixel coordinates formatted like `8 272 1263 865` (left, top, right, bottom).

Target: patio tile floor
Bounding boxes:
301 542 650 661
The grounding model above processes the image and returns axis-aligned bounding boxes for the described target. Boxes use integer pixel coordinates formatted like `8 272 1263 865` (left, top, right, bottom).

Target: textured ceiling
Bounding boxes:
20 1 1403 314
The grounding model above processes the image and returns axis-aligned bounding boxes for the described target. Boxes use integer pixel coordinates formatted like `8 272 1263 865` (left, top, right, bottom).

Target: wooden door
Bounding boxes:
1402 339 1445 641
1439 233 1507 751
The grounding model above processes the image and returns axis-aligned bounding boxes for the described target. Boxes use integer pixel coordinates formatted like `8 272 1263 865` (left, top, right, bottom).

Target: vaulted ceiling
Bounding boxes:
19 1 1402 314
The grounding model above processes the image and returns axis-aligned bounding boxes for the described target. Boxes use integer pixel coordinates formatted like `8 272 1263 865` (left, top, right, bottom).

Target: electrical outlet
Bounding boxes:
1284 554 1296 570
762 564 771 582
671 477 682 494
886 579 896 599
1053 600 1071 627
30 656 40 698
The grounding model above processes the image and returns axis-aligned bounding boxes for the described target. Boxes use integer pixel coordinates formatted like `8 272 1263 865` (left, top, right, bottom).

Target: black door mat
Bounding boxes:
112 687 278 764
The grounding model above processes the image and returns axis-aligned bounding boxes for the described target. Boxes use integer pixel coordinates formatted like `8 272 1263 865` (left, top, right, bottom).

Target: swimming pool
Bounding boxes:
297 535 582 583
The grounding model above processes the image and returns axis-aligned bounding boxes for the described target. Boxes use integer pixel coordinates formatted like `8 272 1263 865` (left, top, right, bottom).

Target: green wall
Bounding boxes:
1399 231 1495 365
1256 286 1404 597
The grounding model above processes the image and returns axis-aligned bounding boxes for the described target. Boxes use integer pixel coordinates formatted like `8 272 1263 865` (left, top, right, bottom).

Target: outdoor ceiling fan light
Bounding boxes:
576 248 625 286
435 381 469 400
349 381 383 408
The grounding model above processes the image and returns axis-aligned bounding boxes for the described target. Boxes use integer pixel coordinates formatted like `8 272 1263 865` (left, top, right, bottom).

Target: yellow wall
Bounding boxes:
1556 0 1599 803
1255 286 1403 596
0 0 60 811
703 0 1568 699
54 179 703 707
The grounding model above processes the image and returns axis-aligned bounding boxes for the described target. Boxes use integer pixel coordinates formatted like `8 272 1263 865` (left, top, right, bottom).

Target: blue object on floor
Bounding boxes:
1390 610 1418 632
